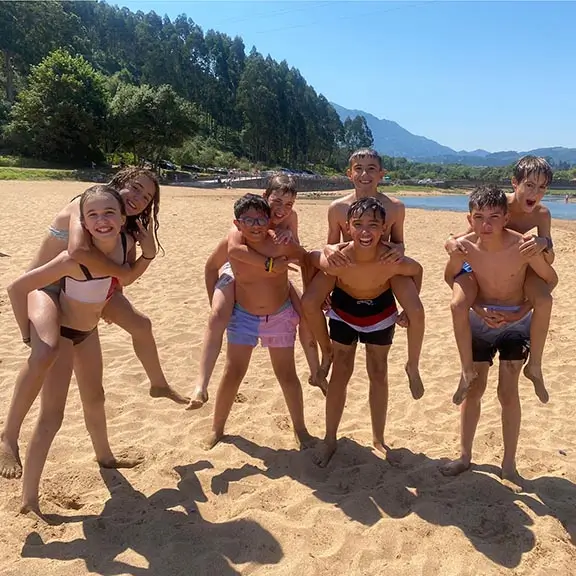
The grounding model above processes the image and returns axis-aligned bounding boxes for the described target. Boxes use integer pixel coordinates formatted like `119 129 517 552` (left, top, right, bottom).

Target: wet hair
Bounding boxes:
108 167 162 253
348 148 382 169
79 185 126 230
347 197 386 222
264 173 297 198
468 185 508 213
234 193 271 219
513 155 553 187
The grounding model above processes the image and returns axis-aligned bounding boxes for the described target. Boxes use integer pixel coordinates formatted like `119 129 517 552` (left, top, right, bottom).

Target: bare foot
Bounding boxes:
204 431 224 451
396 310 409 328
452 369 477 406
98 449 144 469
20 500 44 519
312 439 337 468
405 363 424 400
373 441 403 466
523 363 549 404
149 384 190 405
308 373 328 396
0 436 22 479
440 457 471 477
186 387 209 410
501 466 524 493
295 429 316 450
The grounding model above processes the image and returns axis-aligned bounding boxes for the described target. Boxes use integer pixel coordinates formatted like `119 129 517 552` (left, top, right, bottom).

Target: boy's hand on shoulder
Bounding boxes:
445 235 468 256
379 242 404 264
323 243 351 267
269 228 295 245
519 234 548 258
270 256 299 274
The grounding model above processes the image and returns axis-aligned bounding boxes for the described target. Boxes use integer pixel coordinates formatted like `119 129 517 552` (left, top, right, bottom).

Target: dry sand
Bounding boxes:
0 181 575 575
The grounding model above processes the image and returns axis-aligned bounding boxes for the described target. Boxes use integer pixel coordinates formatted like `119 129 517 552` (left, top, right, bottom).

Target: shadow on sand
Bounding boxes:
21 461 282 575
210 435 576 568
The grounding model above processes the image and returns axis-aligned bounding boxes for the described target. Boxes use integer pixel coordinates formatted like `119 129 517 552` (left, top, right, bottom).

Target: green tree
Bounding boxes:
341 115 374 154
107 83 197 165
5 48 107 164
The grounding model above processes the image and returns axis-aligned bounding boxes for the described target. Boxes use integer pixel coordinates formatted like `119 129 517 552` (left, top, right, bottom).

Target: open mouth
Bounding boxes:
525 199 537 208
95 226 113 234
274 211 285 219
127 199 138 211
358 237 373 246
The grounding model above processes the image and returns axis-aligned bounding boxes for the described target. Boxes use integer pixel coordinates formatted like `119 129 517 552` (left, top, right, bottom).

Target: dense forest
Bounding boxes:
1 1 574 182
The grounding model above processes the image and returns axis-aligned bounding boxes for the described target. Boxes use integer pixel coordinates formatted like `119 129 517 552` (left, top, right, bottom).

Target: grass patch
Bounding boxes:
0 167 105 181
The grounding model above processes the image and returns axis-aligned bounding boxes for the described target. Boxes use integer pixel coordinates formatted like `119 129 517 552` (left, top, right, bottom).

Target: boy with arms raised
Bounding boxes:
206 194 314 450
307 197 423 467
446 156 555 404
441 186 557 483
302 149 425 400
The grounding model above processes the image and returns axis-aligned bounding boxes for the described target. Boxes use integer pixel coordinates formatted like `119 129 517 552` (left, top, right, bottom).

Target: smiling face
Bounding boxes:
347 156 386 195
119 174 156 216
512 172 549 213
267 190 295 225
81 193 126 240
234 208 270 243
347 210 385 249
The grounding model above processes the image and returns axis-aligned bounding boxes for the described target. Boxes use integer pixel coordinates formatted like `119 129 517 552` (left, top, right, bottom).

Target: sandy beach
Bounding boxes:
0 181 575 576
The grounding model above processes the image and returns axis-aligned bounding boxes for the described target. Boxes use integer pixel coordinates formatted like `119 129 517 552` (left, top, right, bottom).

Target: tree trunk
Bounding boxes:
3 49 14 102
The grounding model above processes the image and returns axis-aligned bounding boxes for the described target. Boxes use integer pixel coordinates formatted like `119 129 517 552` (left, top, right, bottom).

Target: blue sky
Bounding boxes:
116 1 575 152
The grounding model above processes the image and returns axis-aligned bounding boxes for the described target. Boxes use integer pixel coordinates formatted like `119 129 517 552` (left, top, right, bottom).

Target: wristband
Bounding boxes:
265 257 274 272
22 337 31 344
142 254 155 260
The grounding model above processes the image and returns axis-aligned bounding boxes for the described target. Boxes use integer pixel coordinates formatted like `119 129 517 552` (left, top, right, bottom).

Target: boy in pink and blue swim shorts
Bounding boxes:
207 194 315 451
227 300 299 348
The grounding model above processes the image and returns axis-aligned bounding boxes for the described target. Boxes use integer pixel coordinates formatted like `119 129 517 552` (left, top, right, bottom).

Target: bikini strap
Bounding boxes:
79 264 93 280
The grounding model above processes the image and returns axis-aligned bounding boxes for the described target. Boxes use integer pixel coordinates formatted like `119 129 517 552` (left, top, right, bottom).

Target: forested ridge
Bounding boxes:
1 1 574 182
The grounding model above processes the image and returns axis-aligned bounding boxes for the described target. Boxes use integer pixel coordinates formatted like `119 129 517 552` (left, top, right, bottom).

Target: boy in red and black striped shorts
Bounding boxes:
306 197 423 467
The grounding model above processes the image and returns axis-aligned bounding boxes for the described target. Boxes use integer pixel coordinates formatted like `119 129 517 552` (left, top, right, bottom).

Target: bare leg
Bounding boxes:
206 343 253 449
268 346 314 449
102 292 188 404
450 273 479 405
21 338 73 516
1 290 60 480
441 362 490 476
497 360 523 486
313 342 356 468
365 344 395 461
74 331 143 469
288 283 325 394
390 275 425 400
523 270 552 403
188 281 235 409
301 271 336 382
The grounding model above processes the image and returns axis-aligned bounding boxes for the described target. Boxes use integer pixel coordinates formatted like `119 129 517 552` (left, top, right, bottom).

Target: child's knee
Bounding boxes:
529 288 553 310
83 386 105 407
404 297 425 321
132 313 152 334
208 306 231 331
450 294 471 316
37 411 64 436
30 340 60 370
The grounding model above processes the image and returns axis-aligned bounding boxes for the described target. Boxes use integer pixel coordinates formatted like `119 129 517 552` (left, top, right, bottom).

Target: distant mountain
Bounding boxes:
331 102 576 167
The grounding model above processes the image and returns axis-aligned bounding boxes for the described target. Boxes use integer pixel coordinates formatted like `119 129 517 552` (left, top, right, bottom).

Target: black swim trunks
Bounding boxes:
327 286 397 346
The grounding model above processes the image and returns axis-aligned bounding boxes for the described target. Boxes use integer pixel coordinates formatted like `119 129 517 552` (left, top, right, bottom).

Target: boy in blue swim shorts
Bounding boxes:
206 194 314 450
441 186 557 484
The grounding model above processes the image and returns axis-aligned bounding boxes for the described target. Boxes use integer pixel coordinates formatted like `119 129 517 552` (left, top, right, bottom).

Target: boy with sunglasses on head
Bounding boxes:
206 194 314 450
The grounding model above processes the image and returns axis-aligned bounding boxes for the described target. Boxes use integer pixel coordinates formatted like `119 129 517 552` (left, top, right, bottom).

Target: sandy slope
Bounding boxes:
0 181 574 576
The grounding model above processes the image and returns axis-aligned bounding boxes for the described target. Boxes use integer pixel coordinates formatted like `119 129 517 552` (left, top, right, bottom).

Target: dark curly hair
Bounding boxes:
108 167 163 254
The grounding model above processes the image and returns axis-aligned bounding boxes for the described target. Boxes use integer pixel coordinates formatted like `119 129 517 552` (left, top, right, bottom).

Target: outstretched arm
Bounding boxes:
8 252 75 342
